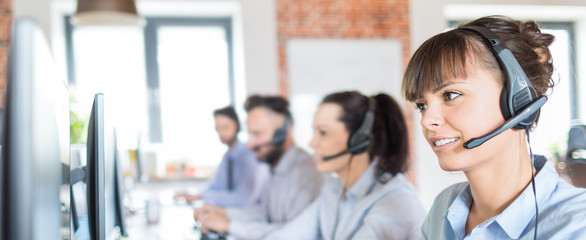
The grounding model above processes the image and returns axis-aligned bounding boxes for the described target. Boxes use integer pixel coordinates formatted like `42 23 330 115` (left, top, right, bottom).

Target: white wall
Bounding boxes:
410 0 586 209
287 39 403 154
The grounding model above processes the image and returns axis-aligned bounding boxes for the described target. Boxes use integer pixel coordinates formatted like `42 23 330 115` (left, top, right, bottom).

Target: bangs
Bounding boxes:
402 30 496 101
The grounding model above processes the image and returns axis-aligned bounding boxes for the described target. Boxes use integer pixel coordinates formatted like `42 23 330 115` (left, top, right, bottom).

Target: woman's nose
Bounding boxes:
309 135 317 149
420 103 444 131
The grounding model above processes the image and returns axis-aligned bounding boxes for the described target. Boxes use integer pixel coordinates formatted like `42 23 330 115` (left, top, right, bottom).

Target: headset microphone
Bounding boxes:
252 142 272 152
322 140 370 161
464 96 547 149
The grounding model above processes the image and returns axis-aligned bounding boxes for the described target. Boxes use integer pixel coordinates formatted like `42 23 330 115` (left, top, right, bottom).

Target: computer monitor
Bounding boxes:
112 132 128 237
85 93 127 240
86 93 107 240
71 164 90 239
0 18 70 239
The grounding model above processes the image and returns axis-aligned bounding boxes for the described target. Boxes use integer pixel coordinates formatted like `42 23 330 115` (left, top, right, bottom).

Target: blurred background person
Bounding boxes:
175 106 268 207
194 95 324 239
265 91 425 239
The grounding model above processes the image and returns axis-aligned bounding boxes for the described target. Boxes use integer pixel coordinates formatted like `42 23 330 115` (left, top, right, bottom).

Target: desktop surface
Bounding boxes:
124 179 219 240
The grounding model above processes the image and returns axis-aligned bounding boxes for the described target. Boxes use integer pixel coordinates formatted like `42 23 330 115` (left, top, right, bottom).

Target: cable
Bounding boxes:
331 154 354 240
526 129 538 240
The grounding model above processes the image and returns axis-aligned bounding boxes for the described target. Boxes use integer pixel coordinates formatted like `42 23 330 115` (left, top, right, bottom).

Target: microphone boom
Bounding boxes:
464 96 547 149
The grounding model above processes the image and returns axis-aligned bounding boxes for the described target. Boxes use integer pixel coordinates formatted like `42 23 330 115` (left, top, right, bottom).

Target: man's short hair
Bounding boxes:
213 105 240 132
244 95 291 119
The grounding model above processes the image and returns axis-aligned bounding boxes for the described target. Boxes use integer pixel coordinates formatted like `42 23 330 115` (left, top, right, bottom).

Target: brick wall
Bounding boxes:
276 0 416 184
0 0 10 108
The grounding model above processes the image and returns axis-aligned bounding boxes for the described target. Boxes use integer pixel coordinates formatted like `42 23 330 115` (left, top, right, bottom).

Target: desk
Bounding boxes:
126 204 201 240
124 180 207 240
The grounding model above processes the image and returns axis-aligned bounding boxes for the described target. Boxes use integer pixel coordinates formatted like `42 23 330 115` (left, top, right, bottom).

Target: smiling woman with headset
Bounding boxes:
264 91 426 240
403 16 586 239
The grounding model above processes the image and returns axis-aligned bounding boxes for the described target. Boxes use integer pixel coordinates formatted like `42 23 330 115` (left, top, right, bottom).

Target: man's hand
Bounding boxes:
193 204 225 221
200 210 230 233
173 192 202 202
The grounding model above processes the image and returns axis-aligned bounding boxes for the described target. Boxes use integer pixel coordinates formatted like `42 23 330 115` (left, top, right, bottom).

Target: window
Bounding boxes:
533 23 575 156
66 20 148 150
66 17 236 170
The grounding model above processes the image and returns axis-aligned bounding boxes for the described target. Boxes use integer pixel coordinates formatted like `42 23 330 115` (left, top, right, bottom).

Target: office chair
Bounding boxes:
565 124 586 188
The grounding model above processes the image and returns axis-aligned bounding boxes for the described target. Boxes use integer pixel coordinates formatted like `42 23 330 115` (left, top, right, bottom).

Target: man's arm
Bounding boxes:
261 198 321 240
228 219 283 240
225 204 267 222
284 169 323 220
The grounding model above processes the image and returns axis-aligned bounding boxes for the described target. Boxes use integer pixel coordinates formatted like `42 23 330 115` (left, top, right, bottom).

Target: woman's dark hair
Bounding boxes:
322 91 409 179
244 95 291 120
402 15 555 127
213 105 240 132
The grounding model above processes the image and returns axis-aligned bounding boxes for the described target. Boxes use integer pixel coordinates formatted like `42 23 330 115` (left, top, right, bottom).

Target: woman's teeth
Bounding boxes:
434 138 459 147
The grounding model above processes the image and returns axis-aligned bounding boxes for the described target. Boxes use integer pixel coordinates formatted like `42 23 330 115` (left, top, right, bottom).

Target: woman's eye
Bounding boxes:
415 103 427 112
443 91 461 101
319 130 327 136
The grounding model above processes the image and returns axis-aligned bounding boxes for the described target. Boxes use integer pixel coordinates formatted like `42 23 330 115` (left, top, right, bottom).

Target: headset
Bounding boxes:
461 26 542 239
271 116 290 146
252 116 290 151
322 98 375 161
460 26 548 149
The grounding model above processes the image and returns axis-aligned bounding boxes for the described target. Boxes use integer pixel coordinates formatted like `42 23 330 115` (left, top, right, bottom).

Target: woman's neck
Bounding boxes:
337 153 370 192
464 132 533 234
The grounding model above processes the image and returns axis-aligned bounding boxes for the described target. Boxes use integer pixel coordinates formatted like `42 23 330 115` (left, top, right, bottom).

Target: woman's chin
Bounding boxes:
317 159 344 173
437 157 467 172
316 162 332 173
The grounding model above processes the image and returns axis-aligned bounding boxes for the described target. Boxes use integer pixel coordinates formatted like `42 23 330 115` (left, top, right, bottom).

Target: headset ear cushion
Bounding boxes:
347 131 355 150
500 85 512 121
518 88 540 128
271 118 289 146
501 84 541 130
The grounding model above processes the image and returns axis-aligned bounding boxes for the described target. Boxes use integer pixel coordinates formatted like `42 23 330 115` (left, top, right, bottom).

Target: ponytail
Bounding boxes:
370 94 409 180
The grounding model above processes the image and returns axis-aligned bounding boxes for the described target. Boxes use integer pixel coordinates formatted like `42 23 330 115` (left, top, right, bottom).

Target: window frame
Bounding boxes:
64 17 236 143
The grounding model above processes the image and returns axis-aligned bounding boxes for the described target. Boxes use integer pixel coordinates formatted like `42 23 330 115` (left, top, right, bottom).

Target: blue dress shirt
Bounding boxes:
264 159 426 240
422 155 586 239
201 140 268 207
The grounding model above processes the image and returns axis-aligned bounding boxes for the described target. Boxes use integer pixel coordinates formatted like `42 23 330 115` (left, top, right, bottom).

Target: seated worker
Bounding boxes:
175 106 268 207
403 15 586 238
264 91 426 239
194 95 324 239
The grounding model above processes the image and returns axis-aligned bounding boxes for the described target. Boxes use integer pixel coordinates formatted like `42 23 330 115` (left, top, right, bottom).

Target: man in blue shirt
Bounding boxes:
194 95 324 239
175 106 268 207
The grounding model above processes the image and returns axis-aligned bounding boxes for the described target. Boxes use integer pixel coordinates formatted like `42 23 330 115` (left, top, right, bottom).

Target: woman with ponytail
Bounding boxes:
263 91 425 240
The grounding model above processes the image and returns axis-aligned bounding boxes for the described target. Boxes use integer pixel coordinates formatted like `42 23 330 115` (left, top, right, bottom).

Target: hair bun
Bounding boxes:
517 20 555 95
519 21 554 49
